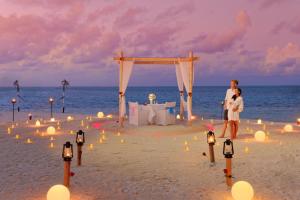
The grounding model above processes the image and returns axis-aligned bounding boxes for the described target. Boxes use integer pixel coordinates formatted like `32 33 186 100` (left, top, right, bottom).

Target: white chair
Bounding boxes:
155 102 176 125
128 102 149 126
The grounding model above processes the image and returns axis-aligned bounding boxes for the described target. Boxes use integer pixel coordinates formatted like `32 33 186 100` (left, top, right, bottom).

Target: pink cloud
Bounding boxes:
260 0 285 8
113 7 145 29
187 10 251 53
264 43 300 74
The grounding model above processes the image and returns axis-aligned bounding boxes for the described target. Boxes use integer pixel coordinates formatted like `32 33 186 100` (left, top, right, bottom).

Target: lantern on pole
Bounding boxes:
49 97 54 118
28 113 32 121
11 98 17 122
62 141 73 187
60 79 69 113
223 139 234 186
207 131 216 164
75 130 85 166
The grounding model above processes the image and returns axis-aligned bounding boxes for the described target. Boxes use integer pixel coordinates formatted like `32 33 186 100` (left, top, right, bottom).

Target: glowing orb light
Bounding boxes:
254 130 266 142
89 144 94 149
35 120 41 127
67 116 73 121
231 181 254 200
50 118 55 122
257 119 262 124
176 114 180 119
283 124 293 132
191 116 196 120
97 112 105 118
47 184 70 200
47 126 56 135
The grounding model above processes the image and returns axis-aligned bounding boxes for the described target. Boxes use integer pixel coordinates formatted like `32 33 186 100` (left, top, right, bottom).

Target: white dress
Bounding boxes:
228 96 244 121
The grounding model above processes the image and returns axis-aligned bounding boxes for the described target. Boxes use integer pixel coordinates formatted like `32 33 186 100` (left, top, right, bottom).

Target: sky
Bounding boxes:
0 0 300 86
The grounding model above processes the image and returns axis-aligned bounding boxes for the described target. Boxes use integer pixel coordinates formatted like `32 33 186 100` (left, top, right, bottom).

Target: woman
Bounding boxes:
228 88 244 139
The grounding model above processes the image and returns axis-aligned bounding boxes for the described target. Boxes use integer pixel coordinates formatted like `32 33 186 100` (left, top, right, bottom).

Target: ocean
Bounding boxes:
0 86 299 122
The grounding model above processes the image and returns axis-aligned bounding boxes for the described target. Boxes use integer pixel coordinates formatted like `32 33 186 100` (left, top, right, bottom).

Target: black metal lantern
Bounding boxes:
49 97 54 118
207 131 216 145
76 130 85 146
223 139 234 158
62 141 73 161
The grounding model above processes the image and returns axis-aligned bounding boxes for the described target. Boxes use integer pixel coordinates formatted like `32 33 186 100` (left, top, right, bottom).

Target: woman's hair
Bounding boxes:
232 88 242 101
237 88 242 95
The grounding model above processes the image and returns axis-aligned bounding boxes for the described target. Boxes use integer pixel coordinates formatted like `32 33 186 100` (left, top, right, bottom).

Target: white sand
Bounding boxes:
0 111 299 200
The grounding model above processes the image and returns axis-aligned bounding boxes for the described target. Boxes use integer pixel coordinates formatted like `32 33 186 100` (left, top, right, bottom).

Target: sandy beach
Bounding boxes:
0 111 299 200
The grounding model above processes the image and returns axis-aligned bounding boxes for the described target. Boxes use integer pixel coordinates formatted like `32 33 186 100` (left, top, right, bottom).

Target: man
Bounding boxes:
219 80 238 138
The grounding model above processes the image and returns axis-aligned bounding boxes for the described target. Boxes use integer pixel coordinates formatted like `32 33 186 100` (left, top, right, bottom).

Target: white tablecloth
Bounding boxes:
129 102 176 126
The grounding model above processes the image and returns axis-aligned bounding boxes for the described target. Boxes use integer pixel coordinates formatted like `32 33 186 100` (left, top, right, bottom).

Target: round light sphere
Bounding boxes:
231 181 254 200
47 126 56 135
257 119 262 124
47 184 70 200
35 120 41 127
283 124 293 132
254 130 266 142
97 112 105 118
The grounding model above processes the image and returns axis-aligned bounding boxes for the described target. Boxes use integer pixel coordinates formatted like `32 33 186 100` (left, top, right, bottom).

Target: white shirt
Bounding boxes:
225 89 235 109
228 96 244 121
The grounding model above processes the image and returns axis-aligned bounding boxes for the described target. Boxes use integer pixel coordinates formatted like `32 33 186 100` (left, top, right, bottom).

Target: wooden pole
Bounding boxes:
188 51 193 122
63 161 71 187
12 103 15 122
119 51 124 127
77 145 82 166
180 94 184 120
226 158 232 186
209 144 215 163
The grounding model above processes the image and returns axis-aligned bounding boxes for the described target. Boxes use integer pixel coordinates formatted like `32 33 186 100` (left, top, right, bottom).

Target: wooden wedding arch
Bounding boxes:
114 51 199 126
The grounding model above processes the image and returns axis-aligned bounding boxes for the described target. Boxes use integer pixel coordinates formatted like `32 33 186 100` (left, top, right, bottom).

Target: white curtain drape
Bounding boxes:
179 61 193 120
120 61 134 118
175 64 186 113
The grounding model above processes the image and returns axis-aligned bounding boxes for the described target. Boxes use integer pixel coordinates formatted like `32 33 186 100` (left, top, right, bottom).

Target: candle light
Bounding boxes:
35 120 41 127
26 138 33 144
67 116 73 121
244 146 249 153
15 134 20 139
106 114 113 119
297 118 300 125
283 124 293 132
89 144 94 149
50 118 55 122
185 146 190 151
7 128 11 134
176 114 180 119
50 142 54 148
117 132 121 136
99 138 103 143
184 141 188 146
257 119 262 124
121 139 125 144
